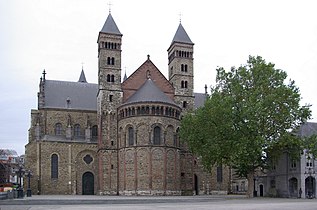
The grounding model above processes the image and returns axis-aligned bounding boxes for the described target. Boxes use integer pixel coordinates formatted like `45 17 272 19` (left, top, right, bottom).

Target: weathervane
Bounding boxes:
81 62 84 70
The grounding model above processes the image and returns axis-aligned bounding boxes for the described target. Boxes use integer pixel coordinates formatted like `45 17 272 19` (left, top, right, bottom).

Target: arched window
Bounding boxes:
184 81 188 88
181 81 184 88
185 64 188 72
92 125 98 139
153 126 161 145
128 127 134 146
111 75 115 82
74 124 81 137
55 123 62 135
107 74 111 82
183 101 187 108
51 154 58 179
111 57 115 65
107 57 111 65
181 64 184 72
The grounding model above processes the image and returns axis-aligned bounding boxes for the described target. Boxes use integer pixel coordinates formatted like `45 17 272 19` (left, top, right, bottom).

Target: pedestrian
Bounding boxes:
299 188 302 198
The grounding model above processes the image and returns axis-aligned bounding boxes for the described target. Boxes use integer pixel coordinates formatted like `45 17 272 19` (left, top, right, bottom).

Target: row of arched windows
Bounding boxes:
54 123 98 138
176 50 192 58
119 105 181 120
125 126 180 147
99 41 120 50
107 57 115 65
168 50 193 63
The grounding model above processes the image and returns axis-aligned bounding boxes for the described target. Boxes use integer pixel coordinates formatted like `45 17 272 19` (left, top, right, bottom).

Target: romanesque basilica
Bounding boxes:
25 12 229 195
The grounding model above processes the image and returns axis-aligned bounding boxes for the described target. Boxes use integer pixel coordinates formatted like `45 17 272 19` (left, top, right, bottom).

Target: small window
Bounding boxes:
111 57 115 65
92 125 98 139
153 126 161 145
217 165 223 183
109 95 113 102
51 154 58 179
128 127 134 146
74 124 81 137
183 101 187 108
107 57 111 65
111 75 115 82
291 159 297 168
181 81 184 88
184 81 188 88
55 123 62 135
107 74 110 82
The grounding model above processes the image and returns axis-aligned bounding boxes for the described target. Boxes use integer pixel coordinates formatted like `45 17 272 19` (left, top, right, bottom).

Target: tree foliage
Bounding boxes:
180 55 311 177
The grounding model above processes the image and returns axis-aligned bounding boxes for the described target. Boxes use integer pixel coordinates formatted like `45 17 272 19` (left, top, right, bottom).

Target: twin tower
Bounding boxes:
96 13 208 195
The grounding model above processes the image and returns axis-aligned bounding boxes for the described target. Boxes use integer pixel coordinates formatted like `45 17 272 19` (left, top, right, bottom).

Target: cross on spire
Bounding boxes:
108 2 112 14
81 62 84 70
179 12 182 23
42 69 46 80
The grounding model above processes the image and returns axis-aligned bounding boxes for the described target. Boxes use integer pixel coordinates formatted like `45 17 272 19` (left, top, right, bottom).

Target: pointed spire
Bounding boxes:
123 68 127 81
100 13 122 35
171 23 193 45
78 68 87 83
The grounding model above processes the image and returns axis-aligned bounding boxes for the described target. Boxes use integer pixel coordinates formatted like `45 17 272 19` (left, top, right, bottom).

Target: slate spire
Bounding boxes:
78 69 87 83
171 23 193 45
100 13 122 35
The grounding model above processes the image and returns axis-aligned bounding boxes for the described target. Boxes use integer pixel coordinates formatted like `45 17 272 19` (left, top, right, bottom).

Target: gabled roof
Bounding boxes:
194 93 206 109
78 69 87 83
43 80 98 111
124 78 177 106
121 56 175 102
298 122 317 137
171 23 193 45
100 13 122 35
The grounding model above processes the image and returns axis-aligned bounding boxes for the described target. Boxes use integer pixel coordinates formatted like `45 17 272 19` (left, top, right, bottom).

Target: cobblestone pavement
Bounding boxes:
1 195 317 210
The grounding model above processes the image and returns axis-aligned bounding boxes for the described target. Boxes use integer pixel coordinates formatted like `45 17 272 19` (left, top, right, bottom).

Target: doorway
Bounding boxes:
194 174 199 195
82 172 94 195
305 176 316 198
259 184 264 197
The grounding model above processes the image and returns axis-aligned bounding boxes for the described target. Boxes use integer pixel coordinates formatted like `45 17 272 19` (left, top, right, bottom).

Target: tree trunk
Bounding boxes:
247 172 255 198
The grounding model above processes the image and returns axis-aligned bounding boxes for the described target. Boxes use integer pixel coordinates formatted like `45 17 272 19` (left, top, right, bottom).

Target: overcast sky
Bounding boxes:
1 0 317 155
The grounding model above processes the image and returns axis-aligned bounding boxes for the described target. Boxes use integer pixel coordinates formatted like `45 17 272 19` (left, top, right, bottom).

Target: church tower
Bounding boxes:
168 23 194 113
97 12 122 194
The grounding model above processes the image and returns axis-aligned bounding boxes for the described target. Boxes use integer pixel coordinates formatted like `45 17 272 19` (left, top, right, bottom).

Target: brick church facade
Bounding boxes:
25 12 229 195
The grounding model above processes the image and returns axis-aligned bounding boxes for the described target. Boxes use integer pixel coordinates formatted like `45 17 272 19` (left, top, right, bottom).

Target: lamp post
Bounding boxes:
253 175 258 197
25 170 32 197
16 166 25 198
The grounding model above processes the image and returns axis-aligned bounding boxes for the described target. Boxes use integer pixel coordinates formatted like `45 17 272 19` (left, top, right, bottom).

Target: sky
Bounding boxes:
1 0 317 155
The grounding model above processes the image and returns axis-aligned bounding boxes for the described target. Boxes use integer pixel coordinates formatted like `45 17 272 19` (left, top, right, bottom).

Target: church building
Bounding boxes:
25 12 229 195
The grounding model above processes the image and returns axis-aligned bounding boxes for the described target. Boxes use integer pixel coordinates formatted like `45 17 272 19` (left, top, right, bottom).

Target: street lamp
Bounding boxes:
15 166 25 198
25 170 32 197
253 175 258 197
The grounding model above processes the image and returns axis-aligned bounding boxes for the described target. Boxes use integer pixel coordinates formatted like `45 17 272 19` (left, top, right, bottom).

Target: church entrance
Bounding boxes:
82 172 94 195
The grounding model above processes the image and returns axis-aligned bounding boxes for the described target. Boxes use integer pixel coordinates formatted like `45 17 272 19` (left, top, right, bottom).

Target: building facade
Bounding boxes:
261 122 317 198
25 12 230 195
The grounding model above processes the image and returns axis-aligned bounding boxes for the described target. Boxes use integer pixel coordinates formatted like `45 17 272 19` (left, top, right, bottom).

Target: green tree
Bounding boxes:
180 55 311 196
